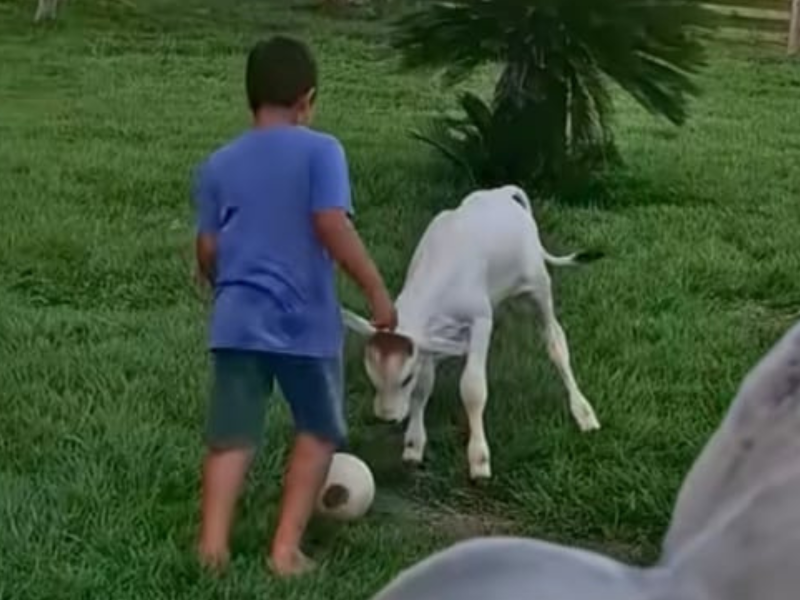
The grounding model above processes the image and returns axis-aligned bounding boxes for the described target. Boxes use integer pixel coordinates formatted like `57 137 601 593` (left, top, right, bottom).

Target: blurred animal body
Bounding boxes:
371 320 800 600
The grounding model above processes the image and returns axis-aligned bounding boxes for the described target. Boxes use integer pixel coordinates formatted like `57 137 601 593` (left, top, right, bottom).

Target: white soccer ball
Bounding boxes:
316 452 375 521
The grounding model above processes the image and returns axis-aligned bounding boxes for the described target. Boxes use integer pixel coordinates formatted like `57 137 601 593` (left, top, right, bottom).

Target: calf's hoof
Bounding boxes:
468 461 492 482
573 401 601 432
577 413 601 432
402 444 424 466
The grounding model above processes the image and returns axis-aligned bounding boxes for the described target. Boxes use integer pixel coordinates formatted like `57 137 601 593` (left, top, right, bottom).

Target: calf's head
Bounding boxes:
342 309 420 422
342 308 466 423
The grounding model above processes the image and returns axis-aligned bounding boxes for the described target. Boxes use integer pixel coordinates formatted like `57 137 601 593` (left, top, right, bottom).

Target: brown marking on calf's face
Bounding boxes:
367 331 414 361
366 332 414 381
364 331 417 422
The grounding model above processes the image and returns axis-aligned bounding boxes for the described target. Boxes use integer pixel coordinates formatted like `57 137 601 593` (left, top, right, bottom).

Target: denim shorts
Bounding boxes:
204 349 346 450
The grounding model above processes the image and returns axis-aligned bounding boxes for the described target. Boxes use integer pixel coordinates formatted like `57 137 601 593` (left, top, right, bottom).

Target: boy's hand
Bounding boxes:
192 265 213 302
196 234 218 287
369 289 397 331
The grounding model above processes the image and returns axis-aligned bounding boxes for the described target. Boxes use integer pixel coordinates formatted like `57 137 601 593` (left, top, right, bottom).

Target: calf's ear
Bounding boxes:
341 308 377 337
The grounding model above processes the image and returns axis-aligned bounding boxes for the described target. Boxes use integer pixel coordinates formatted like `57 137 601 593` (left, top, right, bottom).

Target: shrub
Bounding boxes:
392 0 714 198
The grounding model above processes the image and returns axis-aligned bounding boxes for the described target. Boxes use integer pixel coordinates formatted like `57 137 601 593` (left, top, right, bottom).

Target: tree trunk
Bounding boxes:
790 0 800 56
527 63 568 195
493 59 568 192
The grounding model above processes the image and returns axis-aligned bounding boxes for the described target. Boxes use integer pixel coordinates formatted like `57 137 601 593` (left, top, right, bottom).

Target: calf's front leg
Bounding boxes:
460 317 494 480
403 358 436 465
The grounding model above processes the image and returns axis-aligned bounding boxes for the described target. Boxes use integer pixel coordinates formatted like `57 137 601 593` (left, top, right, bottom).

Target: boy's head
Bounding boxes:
246 36 318 125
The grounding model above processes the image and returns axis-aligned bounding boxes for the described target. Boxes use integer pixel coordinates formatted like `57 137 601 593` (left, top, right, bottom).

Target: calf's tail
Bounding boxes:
506 184 604 268
543 249 605 267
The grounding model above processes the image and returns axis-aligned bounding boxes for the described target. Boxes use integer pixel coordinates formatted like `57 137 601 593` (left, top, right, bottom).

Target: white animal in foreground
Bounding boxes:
34 0 61 21
343 185 602 480
370 320 800 600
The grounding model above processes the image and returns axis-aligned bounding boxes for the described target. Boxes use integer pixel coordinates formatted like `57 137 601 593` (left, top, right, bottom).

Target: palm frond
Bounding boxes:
457 92 493 139
393 0 714 198
411 120 480 186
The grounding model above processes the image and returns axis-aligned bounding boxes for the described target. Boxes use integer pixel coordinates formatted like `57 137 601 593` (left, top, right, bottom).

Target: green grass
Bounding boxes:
1 0 799 598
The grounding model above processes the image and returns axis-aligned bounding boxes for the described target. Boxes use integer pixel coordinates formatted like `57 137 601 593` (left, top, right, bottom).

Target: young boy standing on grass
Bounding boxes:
192 35 396 576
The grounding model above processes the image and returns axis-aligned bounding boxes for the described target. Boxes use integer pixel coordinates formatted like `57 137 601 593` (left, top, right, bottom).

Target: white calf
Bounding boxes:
343 185 601 480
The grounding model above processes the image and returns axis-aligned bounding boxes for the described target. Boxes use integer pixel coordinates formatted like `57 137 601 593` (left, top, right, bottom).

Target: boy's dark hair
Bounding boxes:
245 36 318 113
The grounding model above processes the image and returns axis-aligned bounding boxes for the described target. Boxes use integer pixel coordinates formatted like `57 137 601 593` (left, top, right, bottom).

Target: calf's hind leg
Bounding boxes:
460 317 494 480
523 276 600 432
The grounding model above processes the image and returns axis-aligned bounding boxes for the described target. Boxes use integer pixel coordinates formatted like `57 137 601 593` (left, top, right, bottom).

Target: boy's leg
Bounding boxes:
199 349 272 569
269 353 346 576
199 449 252 569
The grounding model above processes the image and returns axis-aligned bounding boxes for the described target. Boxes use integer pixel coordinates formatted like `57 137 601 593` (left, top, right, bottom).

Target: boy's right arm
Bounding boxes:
313 210 396 330
310 137 396 331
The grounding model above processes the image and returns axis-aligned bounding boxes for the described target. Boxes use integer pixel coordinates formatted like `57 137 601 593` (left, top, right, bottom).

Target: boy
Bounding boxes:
192 35 396 577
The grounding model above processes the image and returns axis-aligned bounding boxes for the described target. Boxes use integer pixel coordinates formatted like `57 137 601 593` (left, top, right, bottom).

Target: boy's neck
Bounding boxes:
252 107 300 129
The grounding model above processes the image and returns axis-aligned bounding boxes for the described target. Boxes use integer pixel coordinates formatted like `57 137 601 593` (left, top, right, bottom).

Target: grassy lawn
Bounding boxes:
1 0 799 598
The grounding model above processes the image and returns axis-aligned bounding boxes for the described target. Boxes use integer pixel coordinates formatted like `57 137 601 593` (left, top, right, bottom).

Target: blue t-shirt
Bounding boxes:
193 125 352 358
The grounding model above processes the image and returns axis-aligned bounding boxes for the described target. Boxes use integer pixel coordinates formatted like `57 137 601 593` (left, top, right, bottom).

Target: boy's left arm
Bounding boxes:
192 160 220 288
195 234 217 288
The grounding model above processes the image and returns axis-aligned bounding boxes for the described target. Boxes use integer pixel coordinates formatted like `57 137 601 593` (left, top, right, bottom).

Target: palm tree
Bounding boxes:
392 0 714 196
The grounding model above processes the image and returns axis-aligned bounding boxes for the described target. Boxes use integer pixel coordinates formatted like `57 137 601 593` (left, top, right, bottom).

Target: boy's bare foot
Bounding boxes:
268 548 317 577
198 544 230 574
